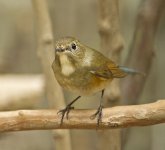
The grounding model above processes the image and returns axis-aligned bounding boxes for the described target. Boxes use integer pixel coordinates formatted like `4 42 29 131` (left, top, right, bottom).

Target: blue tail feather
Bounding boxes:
119 66 146 76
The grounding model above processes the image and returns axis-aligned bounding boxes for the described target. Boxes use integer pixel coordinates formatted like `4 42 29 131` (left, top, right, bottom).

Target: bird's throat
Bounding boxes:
59 54 75 76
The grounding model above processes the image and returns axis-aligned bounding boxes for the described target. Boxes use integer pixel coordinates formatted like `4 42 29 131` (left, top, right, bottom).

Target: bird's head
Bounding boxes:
55 37 85 63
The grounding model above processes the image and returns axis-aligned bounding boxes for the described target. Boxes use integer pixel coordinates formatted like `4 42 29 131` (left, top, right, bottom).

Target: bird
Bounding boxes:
52 36 144 126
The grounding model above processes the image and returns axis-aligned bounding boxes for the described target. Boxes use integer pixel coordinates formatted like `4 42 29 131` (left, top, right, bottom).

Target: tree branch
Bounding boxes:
32 0 72 150
121 0 165 104
120 0 165 147
0 100 165 132
98 0 124 149
99 0 124 103
0 75 43 110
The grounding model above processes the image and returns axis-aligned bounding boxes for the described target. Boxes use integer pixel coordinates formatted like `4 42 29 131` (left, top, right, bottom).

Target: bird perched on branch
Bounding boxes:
52 37 144 126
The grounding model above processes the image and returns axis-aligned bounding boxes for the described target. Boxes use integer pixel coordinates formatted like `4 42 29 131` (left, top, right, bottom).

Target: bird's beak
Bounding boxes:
55 47 65 52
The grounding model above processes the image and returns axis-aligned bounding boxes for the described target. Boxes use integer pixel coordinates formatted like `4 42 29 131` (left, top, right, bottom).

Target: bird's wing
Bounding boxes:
87 49 127 79
90 67 113 79
90 63 127 79
107 63 127 78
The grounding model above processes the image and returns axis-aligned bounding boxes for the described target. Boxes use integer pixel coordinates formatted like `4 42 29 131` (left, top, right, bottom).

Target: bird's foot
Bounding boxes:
90 105 103 127
57 105 74 125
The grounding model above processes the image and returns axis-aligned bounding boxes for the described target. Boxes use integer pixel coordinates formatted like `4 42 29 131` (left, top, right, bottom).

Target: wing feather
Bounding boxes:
90 63 127 79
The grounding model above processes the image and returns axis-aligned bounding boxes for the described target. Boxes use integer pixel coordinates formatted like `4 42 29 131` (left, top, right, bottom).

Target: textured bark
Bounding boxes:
0 100 164 131
98 0 124 149
31 0 72 150
98 0 123 117
122 0 165 105
121 0 165 147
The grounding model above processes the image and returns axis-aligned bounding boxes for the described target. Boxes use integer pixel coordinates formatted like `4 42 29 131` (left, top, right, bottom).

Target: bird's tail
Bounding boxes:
119 66 146 76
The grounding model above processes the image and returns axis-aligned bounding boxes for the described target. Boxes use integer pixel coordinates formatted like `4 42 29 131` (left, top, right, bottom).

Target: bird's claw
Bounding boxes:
90 105 103 127
57 105 74 125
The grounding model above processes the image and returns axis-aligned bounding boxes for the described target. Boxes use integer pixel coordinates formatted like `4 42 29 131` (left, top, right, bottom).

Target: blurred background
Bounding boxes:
0 0 165 150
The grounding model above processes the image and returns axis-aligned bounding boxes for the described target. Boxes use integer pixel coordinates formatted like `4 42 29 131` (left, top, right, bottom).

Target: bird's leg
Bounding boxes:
90 90 104 126
57 96 81 125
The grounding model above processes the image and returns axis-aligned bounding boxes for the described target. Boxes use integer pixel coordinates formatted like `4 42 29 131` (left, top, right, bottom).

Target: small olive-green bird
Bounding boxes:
52 37 142 126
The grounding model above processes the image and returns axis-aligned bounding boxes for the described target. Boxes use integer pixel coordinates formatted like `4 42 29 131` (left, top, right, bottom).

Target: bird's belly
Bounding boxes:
56 72 113 95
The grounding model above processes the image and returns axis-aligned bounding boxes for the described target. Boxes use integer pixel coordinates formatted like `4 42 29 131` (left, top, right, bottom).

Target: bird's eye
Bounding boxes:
71 43 77 50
